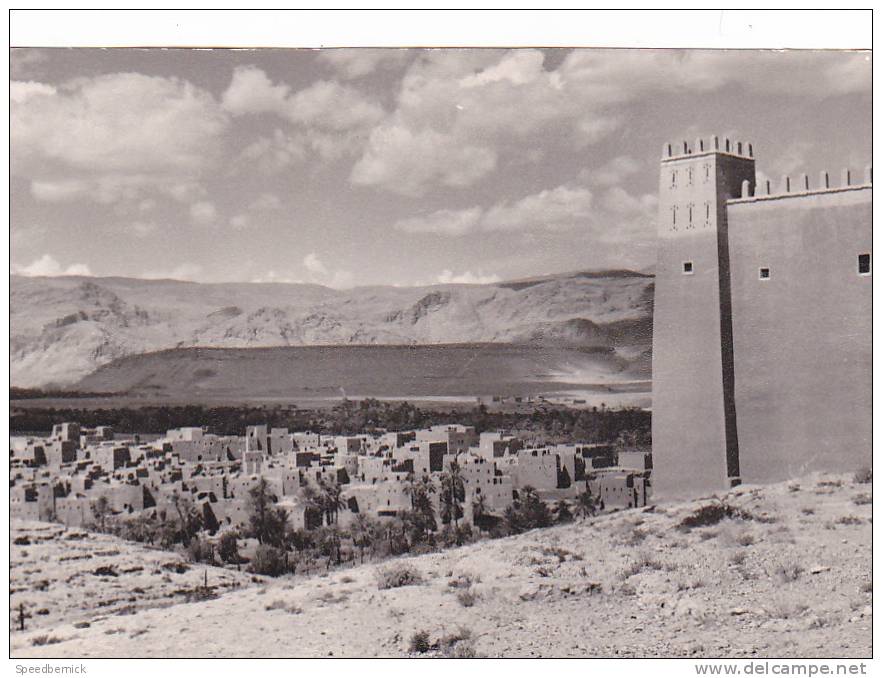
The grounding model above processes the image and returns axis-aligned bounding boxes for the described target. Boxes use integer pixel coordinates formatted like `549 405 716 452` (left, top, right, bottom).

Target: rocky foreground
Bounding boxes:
11 472 871 658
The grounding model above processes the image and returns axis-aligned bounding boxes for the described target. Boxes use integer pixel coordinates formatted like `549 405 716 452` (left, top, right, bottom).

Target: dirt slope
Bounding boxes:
11 472 870 658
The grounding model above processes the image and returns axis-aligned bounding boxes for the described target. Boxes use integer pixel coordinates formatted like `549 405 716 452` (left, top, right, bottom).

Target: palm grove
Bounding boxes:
88 460 602 578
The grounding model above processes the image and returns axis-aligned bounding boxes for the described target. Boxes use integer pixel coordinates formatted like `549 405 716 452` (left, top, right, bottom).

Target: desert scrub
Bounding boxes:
440 627 482 658
456 588 479 608
854 467 872 484
835 515 863 526
678 501 753 529
408 630 432 654
448 573 480 589
852 493 872 506
619 551 664 579
31 635 62 646
773 562 804 584
377 562 424 589
729 550 748 566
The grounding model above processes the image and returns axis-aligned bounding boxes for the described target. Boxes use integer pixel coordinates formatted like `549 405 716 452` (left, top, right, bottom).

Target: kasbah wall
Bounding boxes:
651 135 871 498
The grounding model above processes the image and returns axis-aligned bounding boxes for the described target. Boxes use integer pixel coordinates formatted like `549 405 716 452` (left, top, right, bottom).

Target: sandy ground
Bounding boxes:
11 472 871 658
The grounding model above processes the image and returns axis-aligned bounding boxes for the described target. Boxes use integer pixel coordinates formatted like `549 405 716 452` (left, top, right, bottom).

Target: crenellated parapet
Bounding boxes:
661 135 754 162
731 165 872 202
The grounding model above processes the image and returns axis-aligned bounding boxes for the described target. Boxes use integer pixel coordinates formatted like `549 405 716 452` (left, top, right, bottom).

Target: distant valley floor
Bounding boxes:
52 343 651 409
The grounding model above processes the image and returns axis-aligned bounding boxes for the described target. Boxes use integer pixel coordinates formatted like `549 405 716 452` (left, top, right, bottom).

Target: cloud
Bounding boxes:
250 271 305 284
436 269 500 285
351 125 496 196
230 214 251 230
130 220 158 238
190 201 217 225
483 185 594 232
303 252 328 276
301 252 353 289
222 66 383 131
318 49 411 80
13 254 92 277
393 207 482 236
30 179 87 202
10 80 56 104
393 176 656 245
585 155 642 187
141 263 204 281
350 48 870 196
251 192 282 211
221 65 290 116
12 72 227 205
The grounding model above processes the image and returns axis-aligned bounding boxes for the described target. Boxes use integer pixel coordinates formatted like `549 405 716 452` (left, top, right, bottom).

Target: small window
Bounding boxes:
858 253 871 275
683 261 693 275
759 267 770 280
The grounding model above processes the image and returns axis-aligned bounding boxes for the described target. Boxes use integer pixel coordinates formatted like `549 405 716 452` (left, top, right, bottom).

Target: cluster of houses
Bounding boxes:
10 421 652 534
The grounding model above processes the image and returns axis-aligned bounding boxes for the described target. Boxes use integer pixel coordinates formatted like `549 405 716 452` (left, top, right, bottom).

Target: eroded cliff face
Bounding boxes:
11 270 653 387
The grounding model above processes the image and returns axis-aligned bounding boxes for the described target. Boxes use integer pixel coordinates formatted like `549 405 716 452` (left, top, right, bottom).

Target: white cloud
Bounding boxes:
12 72 227 204
318 49 411 80
251 271 304 284
483 185 594 232
30 179 87 202
351 125 496 196
222 66 383 131
393 177 656 245
586 155 642 188
10 80 56 103
350 48 870 196
394 207 482 236
130 220 158 238
141 263 203 281
13 253 92 277
303 252 328 276
230 214 251 230
301 252 353 289
221 65 290 116
190 201 217 225
436 269 500 285
251 192 283 211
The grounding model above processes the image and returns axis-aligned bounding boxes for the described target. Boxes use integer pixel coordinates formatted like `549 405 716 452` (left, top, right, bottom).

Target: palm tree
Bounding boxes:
574 483 599 520
404 473 437 541
351 513 379 563
91 495 111 533
318 476 346 525
471 492 488 533
440 460 465 528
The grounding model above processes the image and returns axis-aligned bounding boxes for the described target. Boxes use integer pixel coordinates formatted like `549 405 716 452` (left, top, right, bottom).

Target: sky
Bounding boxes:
10 47 871 288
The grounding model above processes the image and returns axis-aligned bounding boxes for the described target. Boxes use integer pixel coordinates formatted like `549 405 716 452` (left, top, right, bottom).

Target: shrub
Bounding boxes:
31 635 62 646
186 537 216 565
679 501 751 529
408 630 432 654
456 589 479 608
448 573 480 589
852 493 872 506
836 515 863 526
774 562 804 584
249 544 287 577
377 562 424 589
854 468 872 484
440 627 479 657
217 532 240 564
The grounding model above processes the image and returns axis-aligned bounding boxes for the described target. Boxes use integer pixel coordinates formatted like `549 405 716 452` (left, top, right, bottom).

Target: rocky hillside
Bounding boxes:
11 270 653 388
11 472 872 658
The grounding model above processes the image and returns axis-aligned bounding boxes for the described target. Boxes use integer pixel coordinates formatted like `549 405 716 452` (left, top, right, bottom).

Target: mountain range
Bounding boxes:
10 270 654 390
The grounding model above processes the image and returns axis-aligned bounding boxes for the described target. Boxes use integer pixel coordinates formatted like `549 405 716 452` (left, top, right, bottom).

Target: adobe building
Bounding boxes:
652 135 871 498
